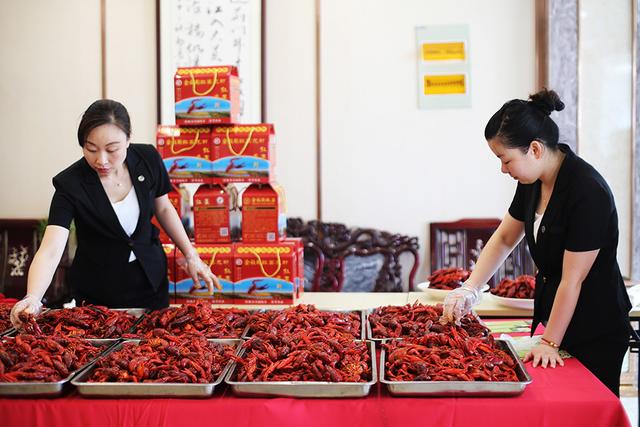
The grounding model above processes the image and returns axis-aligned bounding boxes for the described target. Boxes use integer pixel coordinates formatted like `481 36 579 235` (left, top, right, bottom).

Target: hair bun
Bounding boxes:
528 88 565 115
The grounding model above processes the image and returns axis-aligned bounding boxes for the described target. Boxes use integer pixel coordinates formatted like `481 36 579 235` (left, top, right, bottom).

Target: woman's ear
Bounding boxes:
529 140 544 159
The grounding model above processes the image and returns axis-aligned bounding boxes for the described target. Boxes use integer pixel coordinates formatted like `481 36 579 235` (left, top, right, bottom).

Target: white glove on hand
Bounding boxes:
440 284 481 325
10 294 43 329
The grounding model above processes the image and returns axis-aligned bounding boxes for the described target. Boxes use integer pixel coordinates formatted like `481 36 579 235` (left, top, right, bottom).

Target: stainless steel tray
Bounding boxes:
72 338 242 398
380 339 532 397
0 338 118 397
366 308 487 342
244 309 365 340
0 327 15 337
225 340 376 398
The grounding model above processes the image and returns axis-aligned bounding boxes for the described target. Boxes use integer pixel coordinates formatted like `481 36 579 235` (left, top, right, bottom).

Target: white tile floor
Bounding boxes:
622 397 638 426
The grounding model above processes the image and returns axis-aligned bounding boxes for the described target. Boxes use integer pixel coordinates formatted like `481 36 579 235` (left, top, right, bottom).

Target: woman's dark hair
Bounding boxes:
77 99 131 147
484 88 565 152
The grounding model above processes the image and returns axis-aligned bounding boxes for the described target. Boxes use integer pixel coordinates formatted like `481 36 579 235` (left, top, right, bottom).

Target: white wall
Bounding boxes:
578 0 632 276
0 0 102 217
105 0 158 145
265 0 318 220
320 0 536 282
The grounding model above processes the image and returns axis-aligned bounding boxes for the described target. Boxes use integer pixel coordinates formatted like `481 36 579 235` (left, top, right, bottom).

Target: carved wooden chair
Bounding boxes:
286 218 420 292
429 218 536 287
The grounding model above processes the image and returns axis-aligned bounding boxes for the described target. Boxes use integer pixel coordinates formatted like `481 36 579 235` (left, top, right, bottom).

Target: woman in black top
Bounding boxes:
11 100 220 323
441 89 632 396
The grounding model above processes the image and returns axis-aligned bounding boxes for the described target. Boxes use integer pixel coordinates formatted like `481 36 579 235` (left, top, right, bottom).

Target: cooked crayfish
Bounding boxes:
491 275 536 299
33 305 136 338
427 267 471 290
384 332 519 382
88 333 235 383
369 302 489 339
232 329 371 383
130 302 250 338
247 304 361 339
0 334 103 382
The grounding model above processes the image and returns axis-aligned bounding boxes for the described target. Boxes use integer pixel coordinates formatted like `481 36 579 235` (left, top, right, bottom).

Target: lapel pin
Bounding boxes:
138 175 145 182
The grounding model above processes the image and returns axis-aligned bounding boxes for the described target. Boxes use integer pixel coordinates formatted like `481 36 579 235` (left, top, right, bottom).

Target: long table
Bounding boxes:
0 357 630 427
0 292 632 427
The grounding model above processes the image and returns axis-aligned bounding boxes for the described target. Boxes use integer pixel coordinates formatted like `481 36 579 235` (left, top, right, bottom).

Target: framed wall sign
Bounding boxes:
157 0 264 124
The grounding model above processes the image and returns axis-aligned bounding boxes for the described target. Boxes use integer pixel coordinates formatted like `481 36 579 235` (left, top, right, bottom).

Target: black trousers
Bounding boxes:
73 259 169 311
567 330 630 397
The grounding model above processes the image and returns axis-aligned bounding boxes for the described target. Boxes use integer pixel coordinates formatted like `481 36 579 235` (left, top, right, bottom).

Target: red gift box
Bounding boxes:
241 183 286 243
210 124 275 183
154 186 185 244
174 66 240 125
193 184 233 244
157 125 213 183
173 245 234 304
233 241 302 305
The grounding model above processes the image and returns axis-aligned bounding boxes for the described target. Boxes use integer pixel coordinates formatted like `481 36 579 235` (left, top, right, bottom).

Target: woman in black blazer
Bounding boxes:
441 89 632 396
11 100 219 321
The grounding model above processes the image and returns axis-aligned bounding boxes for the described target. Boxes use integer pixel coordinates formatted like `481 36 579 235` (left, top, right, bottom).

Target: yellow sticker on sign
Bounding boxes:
423 74 466 95
422 42 466 61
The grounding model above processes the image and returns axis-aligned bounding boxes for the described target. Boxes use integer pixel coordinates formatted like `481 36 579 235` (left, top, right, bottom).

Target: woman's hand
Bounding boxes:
178 254 222 295
10 295 43 328
440 284 481 325
524 343 565 368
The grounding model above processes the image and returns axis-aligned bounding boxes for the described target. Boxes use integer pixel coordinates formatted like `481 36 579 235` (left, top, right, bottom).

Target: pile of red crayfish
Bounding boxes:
0 334 103 382
369 302 489 339
233 330 371 382
247 304 361 339
384 330 519 382
427 267 471 290
32 305 136 338
88 332 235 383
131 303 250 338
0 304 14 332
491 275 536 299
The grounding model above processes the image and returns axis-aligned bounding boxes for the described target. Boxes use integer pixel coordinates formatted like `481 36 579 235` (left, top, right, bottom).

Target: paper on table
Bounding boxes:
498 334 572 360
484 319 531 334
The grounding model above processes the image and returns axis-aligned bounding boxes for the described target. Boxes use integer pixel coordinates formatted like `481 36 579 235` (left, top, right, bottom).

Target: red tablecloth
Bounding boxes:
0 358 629 427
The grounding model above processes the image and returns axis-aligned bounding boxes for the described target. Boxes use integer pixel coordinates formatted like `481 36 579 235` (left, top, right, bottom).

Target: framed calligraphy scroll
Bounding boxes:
157 0 264 124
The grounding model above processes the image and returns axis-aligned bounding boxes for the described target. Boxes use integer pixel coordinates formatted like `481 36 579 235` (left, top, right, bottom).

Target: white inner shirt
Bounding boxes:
111 187 140 262
533 212 543 243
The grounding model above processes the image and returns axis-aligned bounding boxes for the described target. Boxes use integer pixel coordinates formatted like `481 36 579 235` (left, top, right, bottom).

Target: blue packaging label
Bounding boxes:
175 96 231 118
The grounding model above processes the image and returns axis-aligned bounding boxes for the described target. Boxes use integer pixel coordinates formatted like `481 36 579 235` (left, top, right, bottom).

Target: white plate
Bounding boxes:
490 294 534 310
416 281 489 301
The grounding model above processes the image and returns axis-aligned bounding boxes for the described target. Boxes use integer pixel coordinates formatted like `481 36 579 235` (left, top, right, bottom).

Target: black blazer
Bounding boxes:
508 144 631 349
48 144 172 304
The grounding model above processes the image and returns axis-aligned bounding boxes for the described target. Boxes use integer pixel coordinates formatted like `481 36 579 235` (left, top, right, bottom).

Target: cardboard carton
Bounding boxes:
173 244 234 304
174 66 240 125
210 124 275 183
233 241 301 304
193 184 233 244
241 183 286 243
157 125 213 183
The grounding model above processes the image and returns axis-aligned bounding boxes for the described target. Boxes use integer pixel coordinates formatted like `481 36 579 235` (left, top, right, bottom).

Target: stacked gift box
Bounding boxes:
157 65 304 305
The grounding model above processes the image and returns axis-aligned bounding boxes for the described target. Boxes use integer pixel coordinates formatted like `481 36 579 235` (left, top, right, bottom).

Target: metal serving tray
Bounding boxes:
243 309 365 340
225 340 376 398
380 339 532 397
0 327 15 337
71 338 242 398
366 308 487 342
0 339 119 397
